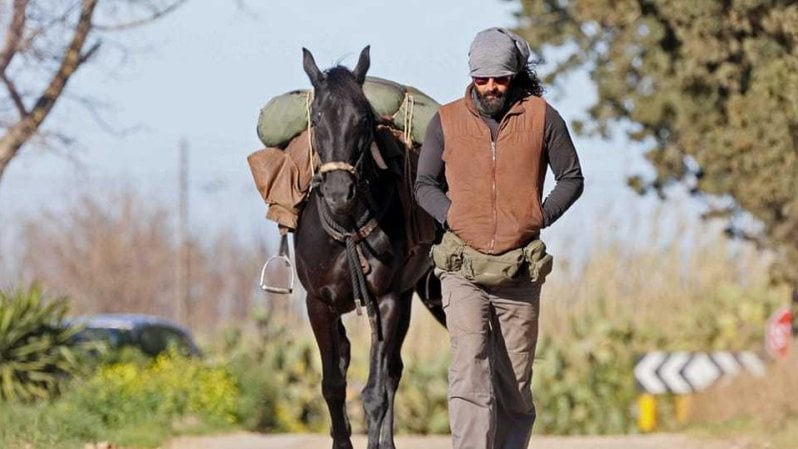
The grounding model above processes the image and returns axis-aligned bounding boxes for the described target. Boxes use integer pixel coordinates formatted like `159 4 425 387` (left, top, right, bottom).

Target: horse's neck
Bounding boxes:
360 158 396 211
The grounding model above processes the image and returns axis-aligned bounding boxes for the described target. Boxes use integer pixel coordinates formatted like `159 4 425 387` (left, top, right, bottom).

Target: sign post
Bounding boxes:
766 306 793 360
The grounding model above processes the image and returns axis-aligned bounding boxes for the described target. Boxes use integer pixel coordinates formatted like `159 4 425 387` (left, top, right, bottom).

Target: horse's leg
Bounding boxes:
307 296 353 449
361 291 409 449
415 268 446 326
378 290 413 449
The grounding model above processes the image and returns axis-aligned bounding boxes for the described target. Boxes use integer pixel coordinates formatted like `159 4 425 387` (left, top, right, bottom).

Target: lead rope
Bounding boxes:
317 198 384 341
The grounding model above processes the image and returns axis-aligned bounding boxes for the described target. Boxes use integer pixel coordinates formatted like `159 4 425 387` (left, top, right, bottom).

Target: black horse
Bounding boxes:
294 47 443 449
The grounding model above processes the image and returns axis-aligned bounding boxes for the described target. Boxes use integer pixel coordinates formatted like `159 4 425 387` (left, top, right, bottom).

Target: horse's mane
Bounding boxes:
322 66 371 110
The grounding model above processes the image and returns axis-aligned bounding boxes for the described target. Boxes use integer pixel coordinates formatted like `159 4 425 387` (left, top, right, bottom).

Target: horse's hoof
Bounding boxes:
332 440 354 449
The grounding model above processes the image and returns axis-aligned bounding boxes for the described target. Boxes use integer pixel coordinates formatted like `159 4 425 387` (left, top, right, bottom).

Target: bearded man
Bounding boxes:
414 27 584 449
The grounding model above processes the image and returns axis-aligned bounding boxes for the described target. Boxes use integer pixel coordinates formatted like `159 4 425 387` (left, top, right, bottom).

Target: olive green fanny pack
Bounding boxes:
430 231 553 286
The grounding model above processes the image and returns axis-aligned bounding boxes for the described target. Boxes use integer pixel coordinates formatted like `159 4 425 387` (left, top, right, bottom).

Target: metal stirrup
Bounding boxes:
259 234 295 294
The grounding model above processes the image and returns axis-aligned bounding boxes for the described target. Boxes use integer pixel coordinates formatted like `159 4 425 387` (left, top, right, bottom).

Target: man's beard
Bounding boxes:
476 89 507 116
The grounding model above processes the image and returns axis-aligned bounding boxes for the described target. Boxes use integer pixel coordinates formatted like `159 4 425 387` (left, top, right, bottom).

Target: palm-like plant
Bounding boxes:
0 285 83 401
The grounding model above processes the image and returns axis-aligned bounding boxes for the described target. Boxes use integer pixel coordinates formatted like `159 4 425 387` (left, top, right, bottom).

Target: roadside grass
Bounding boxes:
0 402 81 449
0 351 239 449
685 416 798 449
0 400 233 449
685 351 798 448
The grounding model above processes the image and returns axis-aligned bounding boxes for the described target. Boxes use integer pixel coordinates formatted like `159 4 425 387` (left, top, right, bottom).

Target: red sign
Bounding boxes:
766 306 792 360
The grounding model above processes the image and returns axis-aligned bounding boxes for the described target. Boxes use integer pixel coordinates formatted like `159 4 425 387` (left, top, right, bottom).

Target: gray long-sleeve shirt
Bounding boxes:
414 102 584 228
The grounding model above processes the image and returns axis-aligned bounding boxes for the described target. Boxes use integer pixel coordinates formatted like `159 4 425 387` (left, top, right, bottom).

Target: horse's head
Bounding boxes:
303 46 374 216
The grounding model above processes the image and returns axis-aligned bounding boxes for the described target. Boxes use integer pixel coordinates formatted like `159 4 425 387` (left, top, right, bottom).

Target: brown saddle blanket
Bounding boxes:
247 125 437 256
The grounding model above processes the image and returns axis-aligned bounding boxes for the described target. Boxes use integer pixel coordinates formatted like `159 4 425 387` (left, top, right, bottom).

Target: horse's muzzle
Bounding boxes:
320 170 357 215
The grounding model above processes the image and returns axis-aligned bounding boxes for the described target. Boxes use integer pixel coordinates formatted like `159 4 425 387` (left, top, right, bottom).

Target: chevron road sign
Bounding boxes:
634 351 767 394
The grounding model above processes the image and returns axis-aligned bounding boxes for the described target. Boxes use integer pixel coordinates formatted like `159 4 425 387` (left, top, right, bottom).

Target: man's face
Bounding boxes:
473 75 513 115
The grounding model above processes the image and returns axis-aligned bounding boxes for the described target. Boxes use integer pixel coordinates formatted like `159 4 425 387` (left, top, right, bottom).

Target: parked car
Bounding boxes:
69 313 202 358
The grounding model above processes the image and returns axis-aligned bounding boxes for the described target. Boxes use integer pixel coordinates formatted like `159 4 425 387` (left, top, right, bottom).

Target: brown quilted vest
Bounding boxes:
439 87 547 254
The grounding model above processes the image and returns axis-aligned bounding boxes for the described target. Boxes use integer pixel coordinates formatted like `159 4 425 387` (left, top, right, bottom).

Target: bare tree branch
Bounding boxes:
1 73 26 116
0 0 192 182
27 0 98 127
92 0 189 31
64 91 146 137
78 40 100 64
0 0 98 179
0 0 28 73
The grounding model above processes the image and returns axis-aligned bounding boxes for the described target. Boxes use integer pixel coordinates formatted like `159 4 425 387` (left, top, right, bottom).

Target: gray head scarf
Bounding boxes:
468 27 531 78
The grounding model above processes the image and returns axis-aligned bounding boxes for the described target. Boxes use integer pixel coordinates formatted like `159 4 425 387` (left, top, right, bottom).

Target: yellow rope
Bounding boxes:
393 92 415 149
399 92 419 243
305 90 316 180
404 94 414 148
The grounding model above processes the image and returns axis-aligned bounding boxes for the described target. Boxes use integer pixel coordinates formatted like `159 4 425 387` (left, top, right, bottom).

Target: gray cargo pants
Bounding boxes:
439 270 542 449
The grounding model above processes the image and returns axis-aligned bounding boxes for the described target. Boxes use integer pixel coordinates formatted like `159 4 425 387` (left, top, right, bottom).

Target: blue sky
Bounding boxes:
0 0 680 259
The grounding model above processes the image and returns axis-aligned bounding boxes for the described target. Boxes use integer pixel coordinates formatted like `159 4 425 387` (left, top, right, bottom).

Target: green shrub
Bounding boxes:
224 307 328 433
1 350 239 449
395 353 450 434
0 285 84 401
533 298 638 435
71 351 239 428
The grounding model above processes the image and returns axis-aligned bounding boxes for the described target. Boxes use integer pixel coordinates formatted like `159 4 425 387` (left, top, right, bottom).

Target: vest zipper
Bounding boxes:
490 139 497 252
490 113 514 253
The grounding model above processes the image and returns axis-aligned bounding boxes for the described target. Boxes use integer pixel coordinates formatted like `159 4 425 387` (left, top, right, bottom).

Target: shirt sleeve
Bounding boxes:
542 104 584 227
413 112 451 225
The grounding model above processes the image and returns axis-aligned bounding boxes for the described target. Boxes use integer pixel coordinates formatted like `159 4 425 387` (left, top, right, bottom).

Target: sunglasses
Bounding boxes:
473 75 513 86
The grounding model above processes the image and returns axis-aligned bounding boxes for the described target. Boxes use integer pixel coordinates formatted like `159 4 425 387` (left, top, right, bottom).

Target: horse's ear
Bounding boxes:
352 46 370 85
303 47 324 89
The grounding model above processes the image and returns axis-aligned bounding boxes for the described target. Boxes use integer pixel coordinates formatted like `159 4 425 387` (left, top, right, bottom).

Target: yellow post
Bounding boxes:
675 394 691 424
638 393 657 432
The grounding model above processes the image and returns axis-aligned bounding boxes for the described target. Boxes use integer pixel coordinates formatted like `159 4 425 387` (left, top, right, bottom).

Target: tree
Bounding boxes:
18 189 263 328
0 0 188 181
512 1 797 289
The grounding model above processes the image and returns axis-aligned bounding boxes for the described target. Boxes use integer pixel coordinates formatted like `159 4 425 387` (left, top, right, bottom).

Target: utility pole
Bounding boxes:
177 138 191 325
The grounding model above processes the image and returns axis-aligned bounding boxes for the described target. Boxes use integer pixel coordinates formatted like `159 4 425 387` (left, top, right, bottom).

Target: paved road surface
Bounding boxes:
165 432 757 449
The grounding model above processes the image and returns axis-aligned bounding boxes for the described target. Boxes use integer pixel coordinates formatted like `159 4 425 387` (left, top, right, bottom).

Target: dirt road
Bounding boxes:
165 432 759 449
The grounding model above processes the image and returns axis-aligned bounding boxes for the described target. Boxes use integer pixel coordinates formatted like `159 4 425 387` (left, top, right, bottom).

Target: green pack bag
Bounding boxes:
394 85 440 144
363 77 407 117
523 240 553 284
462 245 525 286
430 231 466 273
256 77 440 149
431 231 525 286
256 90 311 148
431 231 553 286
